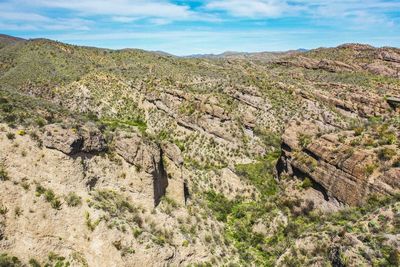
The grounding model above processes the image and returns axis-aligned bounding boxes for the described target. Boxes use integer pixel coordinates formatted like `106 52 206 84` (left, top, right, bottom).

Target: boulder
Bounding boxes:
162 143 183 166
114 132 160 174
80 123 107 153
364 62 397 77
378 50 400 63
43 124 82 155
43 123 106 155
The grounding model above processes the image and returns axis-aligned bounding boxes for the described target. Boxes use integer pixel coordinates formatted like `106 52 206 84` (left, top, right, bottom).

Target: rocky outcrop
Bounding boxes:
364 62 398 77
162 142 183 166
278 121 400 206
43 124 83 154
43 124 168 206
80 123 107 152
114 131 168 206
43 123 106 155
378 50 400 63
278 56 360 73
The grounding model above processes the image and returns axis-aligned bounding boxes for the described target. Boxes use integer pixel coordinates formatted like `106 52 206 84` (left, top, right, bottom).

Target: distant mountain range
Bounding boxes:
0 33 309 60
185 49 308 61
0 34 25 49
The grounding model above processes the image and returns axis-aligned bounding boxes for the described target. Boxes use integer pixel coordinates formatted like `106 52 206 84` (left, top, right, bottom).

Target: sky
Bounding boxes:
0 0 399 55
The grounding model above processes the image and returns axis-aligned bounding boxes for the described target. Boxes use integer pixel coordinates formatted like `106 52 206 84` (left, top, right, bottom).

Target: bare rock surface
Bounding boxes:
279 120 400 205
43 124 83 154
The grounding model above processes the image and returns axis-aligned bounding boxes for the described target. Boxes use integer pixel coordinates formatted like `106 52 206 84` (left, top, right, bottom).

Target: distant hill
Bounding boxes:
186 49 307 61
0 34 25 49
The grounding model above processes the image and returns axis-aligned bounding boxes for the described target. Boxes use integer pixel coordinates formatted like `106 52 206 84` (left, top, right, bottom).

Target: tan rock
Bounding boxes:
114 131 168 206
162 143 183 166
43 124 83 155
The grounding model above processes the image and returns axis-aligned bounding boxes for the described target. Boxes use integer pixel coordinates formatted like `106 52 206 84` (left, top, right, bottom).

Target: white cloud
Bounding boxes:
205 0 399 27
0 11 49 22
111 16 141 23
0 0 397 34
0 5 93 32
206 0 288 17
29 0 194 19
149 18 171 25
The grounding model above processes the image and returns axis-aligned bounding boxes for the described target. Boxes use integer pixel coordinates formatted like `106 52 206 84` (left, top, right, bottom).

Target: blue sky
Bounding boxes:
0 0 399 55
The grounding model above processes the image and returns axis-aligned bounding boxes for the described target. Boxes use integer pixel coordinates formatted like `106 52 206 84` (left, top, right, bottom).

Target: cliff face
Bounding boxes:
279 120 400 206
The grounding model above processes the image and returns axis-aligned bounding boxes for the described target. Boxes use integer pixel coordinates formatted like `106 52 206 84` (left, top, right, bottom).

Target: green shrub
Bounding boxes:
298 133 312 148
301 178 313 189
6 132 15 140
89 190 137 217
235 158 278 197
28 258 41 267
44 189 56 202
84 211 99 231
14 207 22 217
204 235 212 243
0 167 8 181
35 185 62 210
46 252 69 267
0 204 8 215
377 148 396 161
0 253 22 267
65 192 82 207
35 184 46 196
50 199 62 210
365 164 377 176
205 191 236 222
133 228 142 238
354 127 364 136
21 181 30 191
393 158 400 168
16 130 26 136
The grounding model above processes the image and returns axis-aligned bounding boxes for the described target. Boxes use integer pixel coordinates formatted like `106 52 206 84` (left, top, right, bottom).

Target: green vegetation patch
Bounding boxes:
100 118 147 134
235 155 279 198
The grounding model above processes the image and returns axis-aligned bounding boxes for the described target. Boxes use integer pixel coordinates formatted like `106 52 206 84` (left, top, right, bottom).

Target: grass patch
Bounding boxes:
101 118 147 134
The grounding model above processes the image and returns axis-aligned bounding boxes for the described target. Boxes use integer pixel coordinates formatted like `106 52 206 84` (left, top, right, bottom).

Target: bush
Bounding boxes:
6 132 15 140
365 164 377 176
35 184 46 196
35 185 62 210
14 207 22 217
377 148 396 161
205 191 236 222
393 158 400 168
354 127 364 136
16 130 26 136
301 178 313 189
65 192 82 207
0 253 22 267
85 211 99 231
182 240 189 247
235 158 278 197
89 190 137 217
50 199 62 210
0 204 8 215
298 133 312 148
44 189 56 202
21 181 30 191
28 258 41 267
0 167 8 181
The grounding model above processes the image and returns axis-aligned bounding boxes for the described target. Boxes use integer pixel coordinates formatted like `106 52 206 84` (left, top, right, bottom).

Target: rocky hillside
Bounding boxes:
0 37 399 266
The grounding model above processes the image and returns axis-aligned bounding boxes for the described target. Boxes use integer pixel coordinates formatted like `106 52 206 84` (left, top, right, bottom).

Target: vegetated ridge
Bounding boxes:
0 35 399 266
